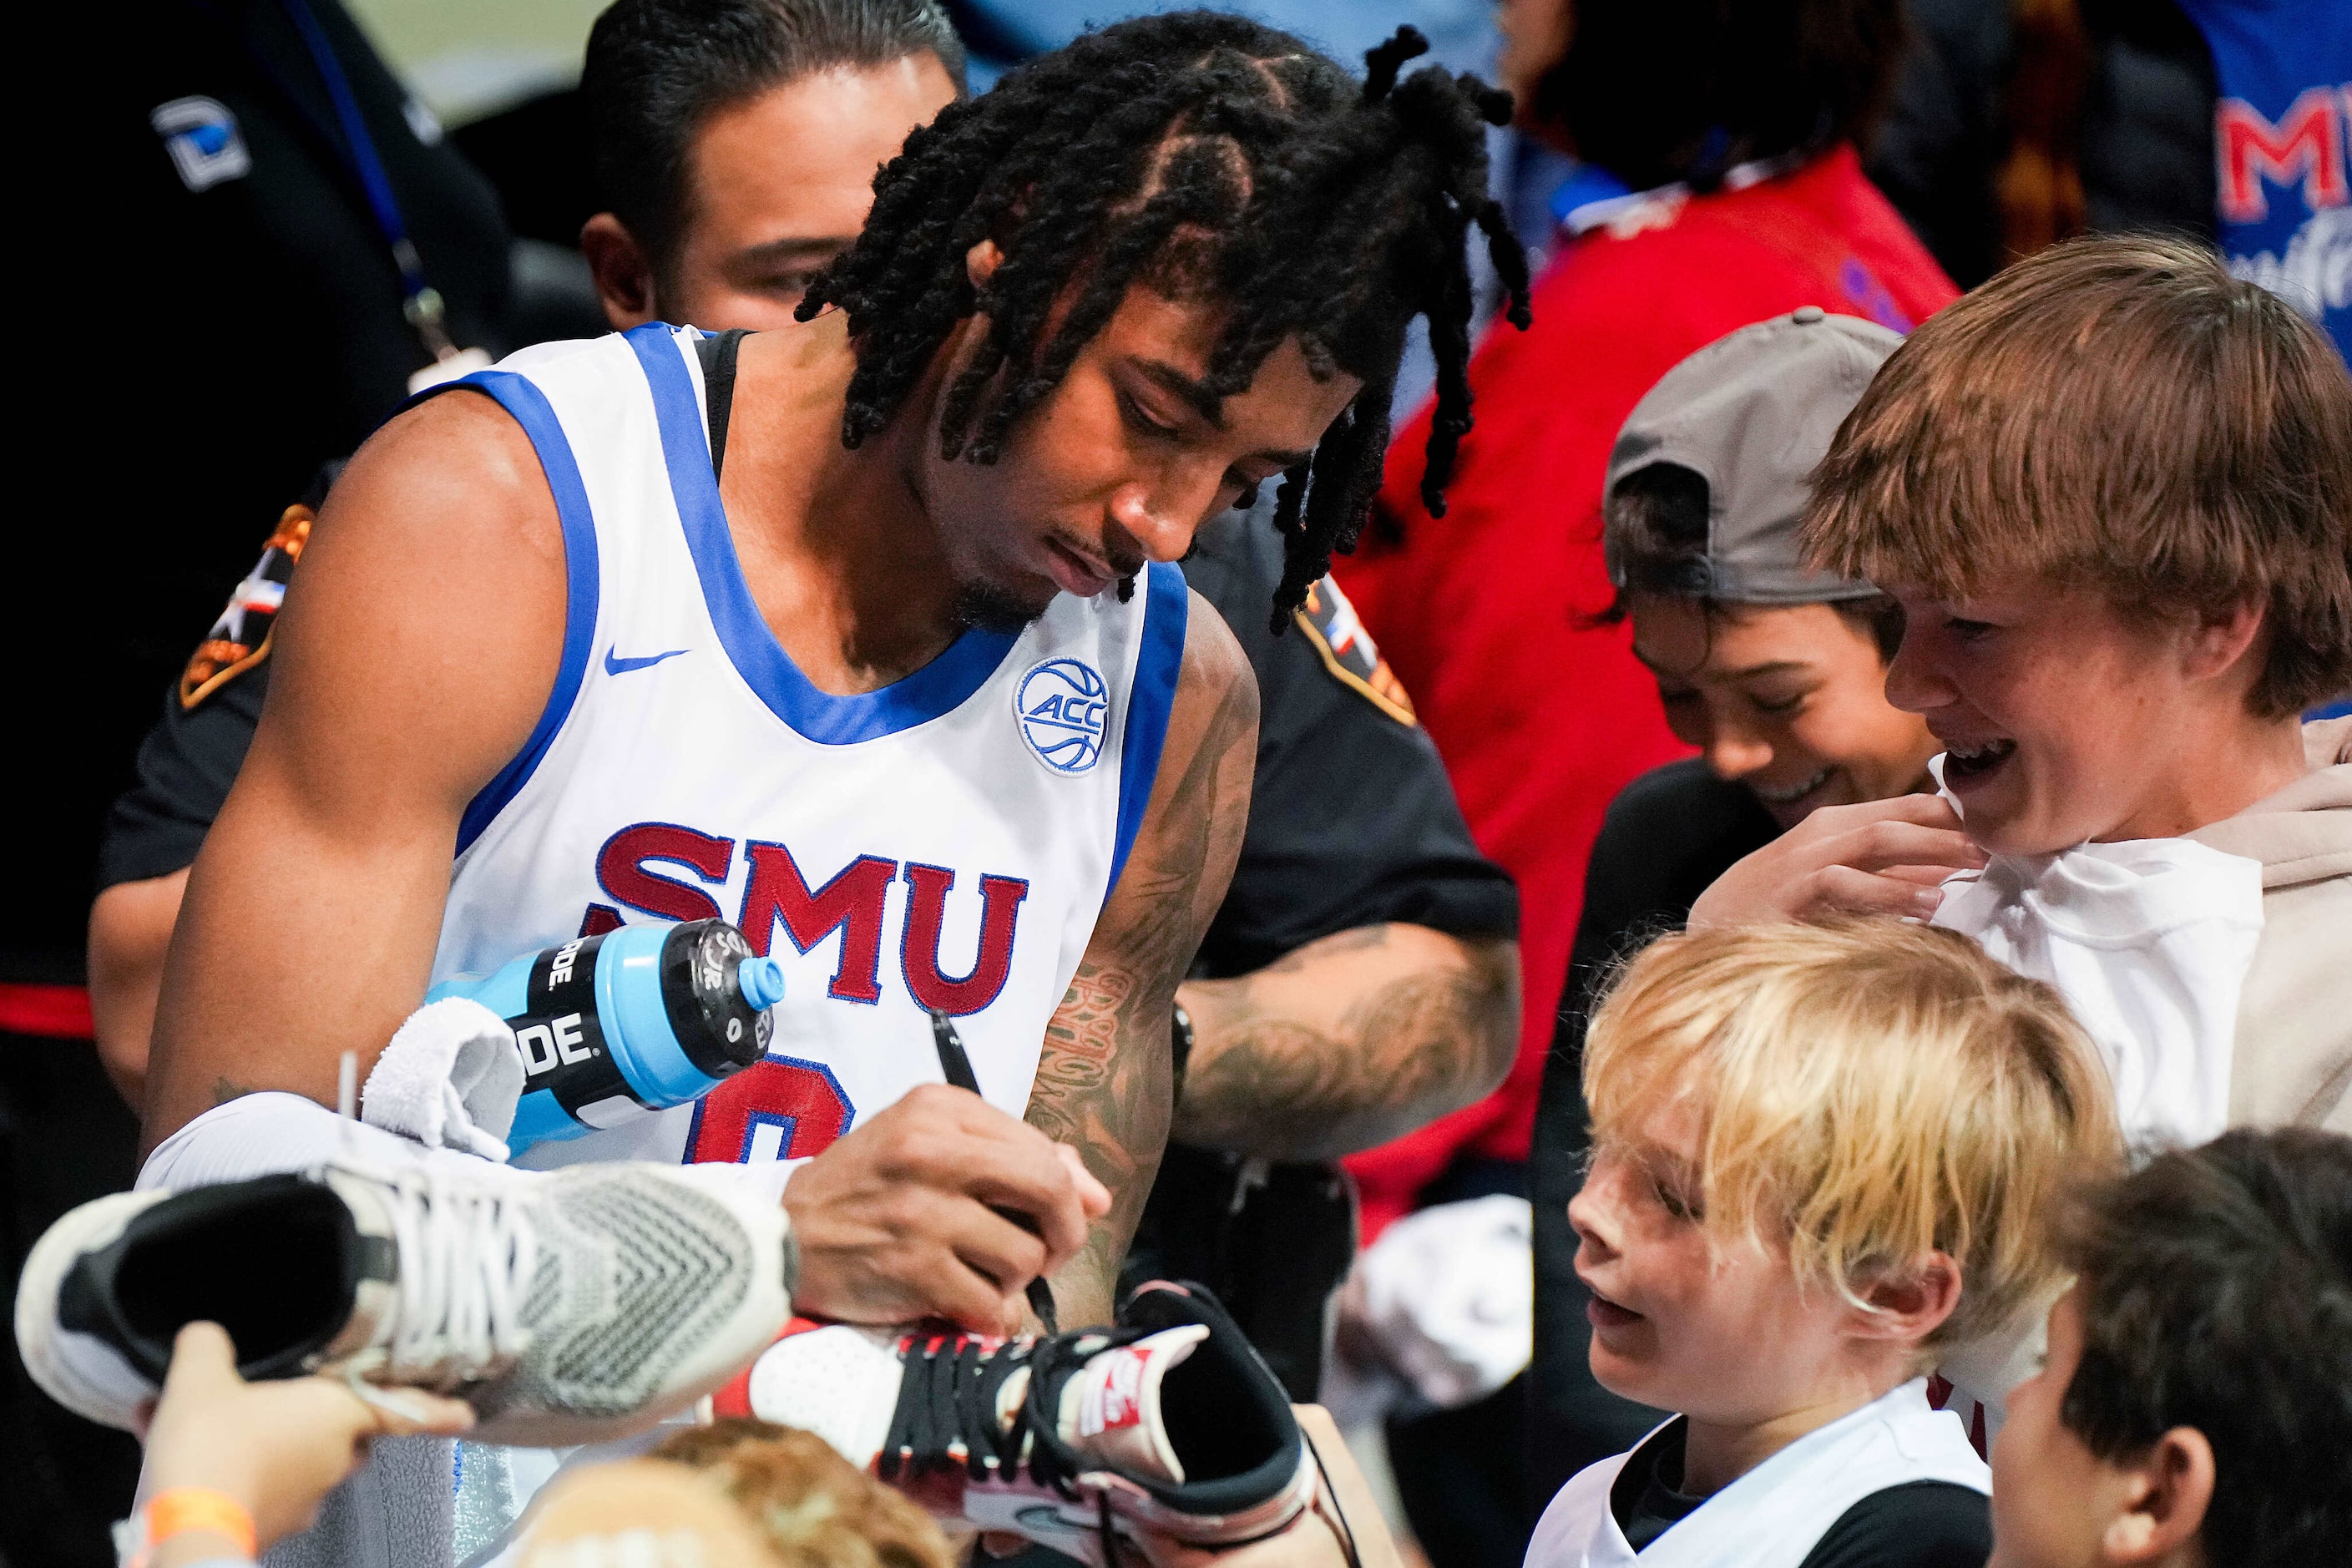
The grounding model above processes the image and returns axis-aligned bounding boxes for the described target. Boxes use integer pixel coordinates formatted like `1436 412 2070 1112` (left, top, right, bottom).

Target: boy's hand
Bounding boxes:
1689 795 1988 929
139 1321 474 1556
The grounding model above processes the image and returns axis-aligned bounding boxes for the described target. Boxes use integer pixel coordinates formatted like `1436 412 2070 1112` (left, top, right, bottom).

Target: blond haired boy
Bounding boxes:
1529 920 2117 1568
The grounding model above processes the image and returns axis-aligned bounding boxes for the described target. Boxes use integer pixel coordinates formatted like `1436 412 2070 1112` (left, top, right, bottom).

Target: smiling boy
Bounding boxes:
1707 235 2352 1143
1530 919 2117 1568
1806 235 2344 857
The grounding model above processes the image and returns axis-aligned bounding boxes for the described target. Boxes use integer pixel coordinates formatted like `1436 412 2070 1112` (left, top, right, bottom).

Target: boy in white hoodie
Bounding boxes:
1526 919 2117 1568
1696 234 2352 1146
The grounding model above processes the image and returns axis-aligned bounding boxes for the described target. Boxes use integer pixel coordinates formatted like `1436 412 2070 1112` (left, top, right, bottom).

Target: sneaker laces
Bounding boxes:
878 1328 1146 1495
343 1163 538 1388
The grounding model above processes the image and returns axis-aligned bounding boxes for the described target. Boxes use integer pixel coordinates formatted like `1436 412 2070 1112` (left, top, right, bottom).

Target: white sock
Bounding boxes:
137 1090 506 1191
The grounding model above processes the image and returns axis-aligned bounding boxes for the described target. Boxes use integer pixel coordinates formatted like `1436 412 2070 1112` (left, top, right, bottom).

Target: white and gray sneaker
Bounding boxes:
13 1158 793 1445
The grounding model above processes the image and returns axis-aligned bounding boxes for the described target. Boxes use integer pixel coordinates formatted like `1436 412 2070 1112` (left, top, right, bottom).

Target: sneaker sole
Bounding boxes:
13 1188 176 1429
18 1163 790 1446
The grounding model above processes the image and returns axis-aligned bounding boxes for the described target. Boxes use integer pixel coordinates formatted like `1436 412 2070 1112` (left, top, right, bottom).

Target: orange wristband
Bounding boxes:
144 1487 258 1560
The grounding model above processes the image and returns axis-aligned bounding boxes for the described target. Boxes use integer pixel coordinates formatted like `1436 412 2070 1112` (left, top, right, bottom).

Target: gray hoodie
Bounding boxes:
2188 724 2352 1133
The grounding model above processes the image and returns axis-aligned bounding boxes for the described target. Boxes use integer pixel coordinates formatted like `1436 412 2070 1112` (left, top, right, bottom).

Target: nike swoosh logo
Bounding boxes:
604 645 690 675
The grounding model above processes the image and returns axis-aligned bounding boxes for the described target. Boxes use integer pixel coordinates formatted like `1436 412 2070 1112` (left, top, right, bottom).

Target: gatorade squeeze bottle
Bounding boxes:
427 918 786 1154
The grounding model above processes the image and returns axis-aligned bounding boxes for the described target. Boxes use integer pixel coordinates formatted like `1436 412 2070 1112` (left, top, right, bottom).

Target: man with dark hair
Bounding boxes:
94 0 1523 1413
1988 1127 2352 1568
137 7 1521 1347
577 0 969 327
94 18 1520 1564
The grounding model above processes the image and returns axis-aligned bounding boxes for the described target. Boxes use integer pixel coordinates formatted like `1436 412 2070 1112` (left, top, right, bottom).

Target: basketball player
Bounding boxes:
138 12 1525 1340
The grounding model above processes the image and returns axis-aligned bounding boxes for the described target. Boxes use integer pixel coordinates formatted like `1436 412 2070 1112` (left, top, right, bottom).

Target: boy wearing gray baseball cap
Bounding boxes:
1530 306 1962 1500
1601 306 1943 832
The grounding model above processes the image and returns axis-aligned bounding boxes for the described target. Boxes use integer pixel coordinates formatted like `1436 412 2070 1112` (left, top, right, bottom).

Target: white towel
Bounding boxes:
1327 1194 1532 1424
360 997 525 1162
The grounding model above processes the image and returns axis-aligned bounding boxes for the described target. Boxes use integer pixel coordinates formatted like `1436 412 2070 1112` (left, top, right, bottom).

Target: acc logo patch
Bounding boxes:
150 96 251 194
180 504 311 710
1016 657 1110 774
1296 574 1416 726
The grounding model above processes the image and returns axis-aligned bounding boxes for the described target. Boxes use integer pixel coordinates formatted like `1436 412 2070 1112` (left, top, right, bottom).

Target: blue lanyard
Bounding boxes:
276 0 459 355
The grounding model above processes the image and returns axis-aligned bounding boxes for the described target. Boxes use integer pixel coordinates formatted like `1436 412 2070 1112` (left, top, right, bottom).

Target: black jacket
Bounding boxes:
1868 0 2217 288
21 0 514 984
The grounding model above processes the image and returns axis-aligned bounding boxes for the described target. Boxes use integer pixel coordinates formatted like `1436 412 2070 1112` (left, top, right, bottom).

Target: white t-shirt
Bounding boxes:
1525 1379 1987 1568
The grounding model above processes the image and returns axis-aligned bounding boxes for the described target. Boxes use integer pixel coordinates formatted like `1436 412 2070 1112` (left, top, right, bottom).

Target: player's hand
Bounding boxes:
138 1321 473 1555
782 1084 1111 1333
1687 794 1987 930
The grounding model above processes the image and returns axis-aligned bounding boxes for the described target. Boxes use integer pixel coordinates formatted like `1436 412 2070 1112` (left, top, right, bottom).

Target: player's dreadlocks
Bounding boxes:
796 11 1530 628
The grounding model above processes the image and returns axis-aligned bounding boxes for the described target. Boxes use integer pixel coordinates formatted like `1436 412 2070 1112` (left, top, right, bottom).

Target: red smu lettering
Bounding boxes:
687 1057 855 1163
737 842 893 1003
594 823 732 922
900 863 1029 1016
2218 86 2349 224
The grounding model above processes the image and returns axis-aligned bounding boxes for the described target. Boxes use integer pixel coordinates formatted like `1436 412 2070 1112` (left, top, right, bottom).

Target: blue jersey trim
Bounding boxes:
1105 562 1188 904
428 370 602 857
623 323 1021 744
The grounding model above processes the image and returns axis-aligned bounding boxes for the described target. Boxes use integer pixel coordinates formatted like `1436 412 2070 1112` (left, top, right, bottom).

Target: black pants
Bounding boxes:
1386 1374 1529 1568
1121 1143 1357 1402
1 1033 144 1568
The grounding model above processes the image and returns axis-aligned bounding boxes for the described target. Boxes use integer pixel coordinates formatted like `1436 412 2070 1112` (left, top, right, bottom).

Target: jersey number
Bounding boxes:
686 1057 856 1164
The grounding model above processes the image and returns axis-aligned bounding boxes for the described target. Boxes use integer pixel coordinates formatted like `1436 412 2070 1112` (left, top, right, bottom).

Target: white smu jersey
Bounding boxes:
427 323 1187 1171
1525 1380 1987 1568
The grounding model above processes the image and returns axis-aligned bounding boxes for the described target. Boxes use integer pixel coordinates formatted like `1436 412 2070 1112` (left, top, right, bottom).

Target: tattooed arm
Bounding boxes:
1026 592 1258 1328
1172 925 1519 1163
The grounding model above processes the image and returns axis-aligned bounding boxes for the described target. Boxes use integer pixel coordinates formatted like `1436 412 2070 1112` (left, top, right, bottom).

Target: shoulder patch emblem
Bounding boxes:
179 504 312 710
1295 575 1416 726
1015 656 1110 774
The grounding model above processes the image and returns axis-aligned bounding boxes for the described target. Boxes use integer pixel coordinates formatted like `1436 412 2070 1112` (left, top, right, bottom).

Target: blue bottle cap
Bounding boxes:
738 955 787 1013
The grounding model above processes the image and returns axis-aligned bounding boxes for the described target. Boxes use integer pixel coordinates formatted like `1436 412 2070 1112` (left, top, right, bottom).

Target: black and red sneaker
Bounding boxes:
707 1281 1316 1565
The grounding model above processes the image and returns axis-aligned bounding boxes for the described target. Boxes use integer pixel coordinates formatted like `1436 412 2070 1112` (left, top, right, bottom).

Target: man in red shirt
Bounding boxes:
1342 149 1957 1221
1333 4 1957 1555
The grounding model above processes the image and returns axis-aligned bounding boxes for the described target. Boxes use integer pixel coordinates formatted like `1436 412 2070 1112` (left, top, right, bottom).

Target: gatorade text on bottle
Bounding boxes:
427 918 786 1153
